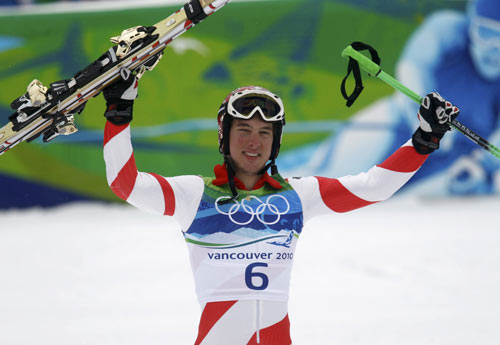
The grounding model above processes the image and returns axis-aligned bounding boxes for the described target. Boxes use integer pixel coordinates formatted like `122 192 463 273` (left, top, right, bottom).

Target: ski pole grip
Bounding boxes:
342 45 422 104
341 46 381 76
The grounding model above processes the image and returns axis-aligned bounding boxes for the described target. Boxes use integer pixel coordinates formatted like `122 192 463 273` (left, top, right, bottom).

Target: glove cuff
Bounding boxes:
412 128 444 155
104 101 134 125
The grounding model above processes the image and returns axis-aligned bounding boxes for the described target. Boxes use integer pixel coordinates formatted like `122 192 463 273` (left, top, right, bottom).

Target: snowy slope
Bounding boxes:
0 196 499 345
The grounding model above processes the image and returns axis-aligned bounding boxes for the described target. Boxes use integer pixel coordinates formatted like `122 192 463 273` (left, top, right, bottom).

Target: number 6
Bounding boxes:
245 262 269 291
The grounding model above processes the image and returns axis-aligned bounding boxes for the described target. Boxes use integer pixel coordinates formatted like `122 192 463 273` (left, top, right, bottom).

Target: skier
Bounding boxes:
102 78 458 344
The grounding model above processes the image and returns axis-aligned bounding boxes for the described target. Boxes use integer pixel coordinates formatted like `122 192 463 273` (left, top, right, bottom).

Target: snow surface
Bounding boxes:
1 196 499 345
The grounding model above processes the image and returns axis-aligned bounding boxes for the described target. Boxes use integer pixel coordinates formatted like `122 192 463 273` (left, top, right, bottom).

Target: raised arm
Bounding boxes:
289 139 426 222
290 92 460 224
102 75 203 230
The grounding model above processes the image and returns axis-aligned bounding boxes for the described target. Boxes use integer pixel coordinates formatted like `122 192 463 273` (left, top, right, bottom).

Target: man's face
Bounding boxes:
229 116 274 176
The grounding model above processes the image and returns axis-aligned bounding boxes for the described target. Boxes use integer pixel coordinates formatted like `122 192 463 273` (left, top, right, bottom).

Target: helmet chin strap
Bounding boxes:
259 158 278 175
219 155 240 205
218 155 278 205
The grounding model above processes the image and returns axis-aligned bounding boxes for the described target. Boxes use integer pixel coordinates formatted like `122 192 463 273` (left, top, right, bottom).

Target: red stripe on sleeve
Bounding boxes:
149 173 176 216
247 314 292 345
194 300 238 345
316 177 375 213
110 154 138 201
103 122 129 147
377 146 428 173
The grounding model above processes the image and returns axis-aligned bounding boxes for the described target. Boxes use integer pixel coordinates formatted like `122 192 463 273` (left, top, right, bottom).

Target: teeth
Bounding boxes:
245 152 259 157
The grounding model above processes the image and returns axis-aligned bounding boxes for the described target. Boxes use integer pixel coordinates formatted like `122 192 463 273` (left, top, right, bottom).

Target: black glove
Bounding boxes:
412 92 459 154
103 74 139 125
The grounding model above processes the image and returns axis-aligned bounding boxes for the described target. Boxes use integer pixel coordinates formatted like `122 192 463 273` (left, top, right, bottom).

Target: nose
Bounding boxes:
247 131 261 148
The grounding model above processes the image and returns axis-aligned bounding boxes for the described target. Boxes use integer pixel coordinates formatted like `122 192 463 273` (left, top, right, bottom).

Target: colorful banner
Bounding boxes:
4 0 495 209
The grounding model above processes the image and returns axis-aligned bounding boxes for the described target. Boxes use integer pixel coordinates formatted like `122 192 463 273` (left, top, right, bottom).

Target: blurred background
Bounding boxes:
2 0 499 209
1 1 500 345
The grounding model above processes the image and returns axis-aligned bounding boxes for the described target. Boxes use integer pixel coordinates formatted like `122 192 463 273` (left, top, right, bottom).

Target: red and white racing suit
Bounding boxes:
103 122 428 344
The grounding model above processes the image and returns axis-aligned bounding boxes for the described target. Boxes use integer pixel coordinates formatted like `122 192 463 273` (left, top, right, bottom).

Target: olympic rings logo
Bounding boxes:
215 195 290 226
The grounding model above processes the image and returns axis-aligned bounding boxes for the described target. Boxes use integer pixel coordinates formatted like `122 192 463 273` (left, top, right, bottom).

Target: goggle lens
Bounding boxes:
232 95 282 119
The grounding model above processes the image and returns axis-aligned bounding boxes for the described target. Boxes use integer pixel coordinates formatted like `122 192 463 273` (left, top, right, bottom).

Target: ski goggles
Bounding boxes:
226 88 285 122
470 14 500 50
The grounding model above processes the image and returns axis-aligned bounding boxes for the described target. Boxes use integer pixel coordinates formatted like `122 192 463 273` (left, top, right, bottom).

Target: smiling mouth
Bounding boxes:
244 151 260 157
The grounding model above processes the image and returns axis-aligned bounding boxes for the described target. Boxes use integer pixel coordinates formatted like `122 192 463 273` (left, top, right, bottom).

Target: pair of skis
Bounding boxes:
0 0 231 155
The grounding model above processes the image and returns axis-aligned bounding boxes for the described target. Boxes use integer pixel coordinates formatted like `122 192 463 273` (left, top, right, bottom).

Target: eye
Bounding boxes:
238 128 251 134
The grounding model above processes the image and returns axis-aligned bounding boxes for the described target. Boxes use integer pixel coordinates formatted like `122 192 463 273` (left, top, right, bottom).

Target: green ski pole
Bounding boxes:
342 44 500 159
